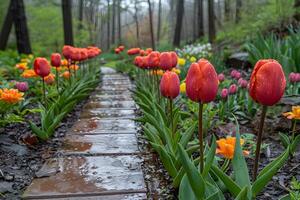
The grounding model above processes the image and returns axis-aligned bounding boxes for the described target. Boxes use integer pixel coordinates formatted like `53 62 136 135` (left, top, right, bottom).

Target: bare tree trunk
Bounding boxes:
0 0 13 50
62 0 74 45
208 0 215 43
173 0 184 47
106 0 110 49
13 0 32 54
235 0 242 23
193 0 197 41
156 0 162 44
294 0 300 20
117 0 122 45
198 0 204 38
134 0 140 46
224 0 230 21
112 0 116 44
147 0 155 50
78 0 84 31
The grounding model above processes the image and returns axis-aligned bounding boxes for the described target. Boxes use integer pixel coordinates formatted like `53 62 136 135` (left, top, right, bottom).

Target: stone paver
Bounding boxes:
23 67 147 199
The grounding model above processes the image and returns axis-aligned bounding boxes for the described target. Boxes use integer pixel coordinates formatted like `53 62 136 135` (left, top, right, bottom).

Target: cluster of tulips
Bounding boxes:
114 45 125 54
137 54 287 180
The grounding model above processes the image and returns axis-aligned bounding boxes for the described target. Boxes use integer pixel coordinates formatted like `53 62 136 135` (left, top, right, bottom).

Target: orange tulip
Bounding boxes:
51 53 61 67
185 59 218 103
15 63 28 71
159 52 177 70
249 59 286 106
216 137 249 159
21 69 38 78
44 73 55 85
33 58 51 78
159 71 180 99
0 88 24 104
61 71 71 79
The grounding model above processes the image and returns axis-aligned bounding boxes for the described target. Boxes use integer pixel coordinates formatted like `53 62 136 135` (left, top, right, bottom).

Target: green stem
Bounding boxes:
199 102 204 173
253 105 268 181
55 68 59 94
42 77 46 105
292 120 297 140
169 98 174 137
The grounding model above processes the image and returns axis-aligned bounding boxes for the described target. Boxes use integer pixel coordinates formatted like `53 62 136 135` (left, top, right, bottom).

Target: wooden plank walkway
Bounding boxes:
23 67 147 200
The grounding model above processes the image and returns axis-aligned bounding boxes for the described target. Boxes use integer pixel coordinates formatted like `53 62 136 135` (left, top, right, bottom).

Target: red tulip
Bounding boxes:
51 53 61 67
118 46 125 51
148 51 160 68
34 57 51 78
146 48 153 54
134 56 143 68
186 59 218 103
127 48 140 55
221 88 228 99
115 48 121 54
229 84 237 94
249 59 286 106
218 73 225 82
62 45 73 60
159 52 177 70
159 71 180 99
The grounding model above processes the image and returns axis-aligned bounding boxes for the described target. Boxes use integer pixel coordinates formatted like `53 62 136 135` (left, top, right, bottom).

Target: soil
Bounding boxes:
0 99 87 200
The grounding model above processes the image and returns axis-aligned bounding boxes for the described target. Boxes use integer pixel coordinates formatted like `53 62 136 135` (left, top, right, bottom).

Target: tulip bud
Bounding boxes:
159 52 178 71
115 48 121 54
15 82 29 92
51 53 61 67
186 59 218 103
44 73 55 85
289 72 297 83
296 73 300 82
218 73 225 82
229 84 237 94
148 51 160 68
249 59 286 106
34 57 51 78
118 46 125 51
230 70 238 78
134 56 143 68
159 71 180 99
221 88 228 99
127 48 141 55
234 72 241 80
238 78 248 88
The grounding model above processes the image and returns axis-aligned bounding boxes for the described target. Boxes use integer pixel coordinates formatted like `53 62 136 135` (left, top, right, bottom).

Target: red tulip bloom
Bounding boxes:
118 46 125 51
229 84 238 94
146 48 153 54
186 59 218 103
51 53 61 67
115 48 121 54
127 48 140 55
159 71 180 99
221 88 228 99
34 57 51 78
62 45 73 60
249 59 286 106
159 52 177 71
134 56 143 68
148 51 160 68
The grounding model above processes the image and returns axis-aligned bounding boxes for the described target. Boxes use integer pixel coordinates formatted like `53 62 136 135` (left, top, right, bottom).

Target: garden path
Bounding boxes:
23 67 147 199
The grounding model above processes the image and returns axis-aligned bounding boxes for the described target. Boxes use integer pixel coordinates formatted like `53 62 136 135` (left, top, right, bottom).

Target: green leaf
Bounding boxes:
232 118 251 189
291 134 300 154
279 132 290 148
179 175 197 200
178 144 205 199
29 121 48 140
211 165 241 197
151 143 178 178
235 186 249 200
203 136 217 178
179 121 197 148
252 148 289 197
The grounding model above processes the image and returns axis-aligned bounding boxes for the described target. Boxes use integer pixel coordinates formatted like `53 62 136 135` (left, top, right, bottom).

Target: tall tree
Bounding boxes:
147 0 155 50
106 0 110 49
173 0 184 47
12 0 32 54
0 0 14 50
236 0 242 23
117 0 122 44
208 0 215 43
134 0 140 46
78 0 84 31
198 0 204 38
156 0 162 44
62 0 74 45
295 0 300 20
112 0 116 44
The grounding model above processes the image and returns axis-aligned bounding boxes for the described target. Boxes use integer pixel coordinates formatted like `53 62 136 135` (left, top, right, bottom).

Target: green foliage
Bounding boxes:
29 65 100 140
217 0 295 43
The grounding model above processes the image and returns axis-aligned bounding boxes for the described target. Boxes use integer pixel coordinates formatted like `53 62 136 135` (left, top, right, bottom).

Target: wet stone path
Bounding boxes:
23 67 147 199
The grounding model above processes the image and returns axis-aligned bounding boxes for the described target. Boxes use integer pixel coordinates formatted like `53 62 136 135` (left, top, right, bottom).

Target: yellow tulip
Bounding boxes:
190 56 197 62
180 82 186 93
178 58 186 66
